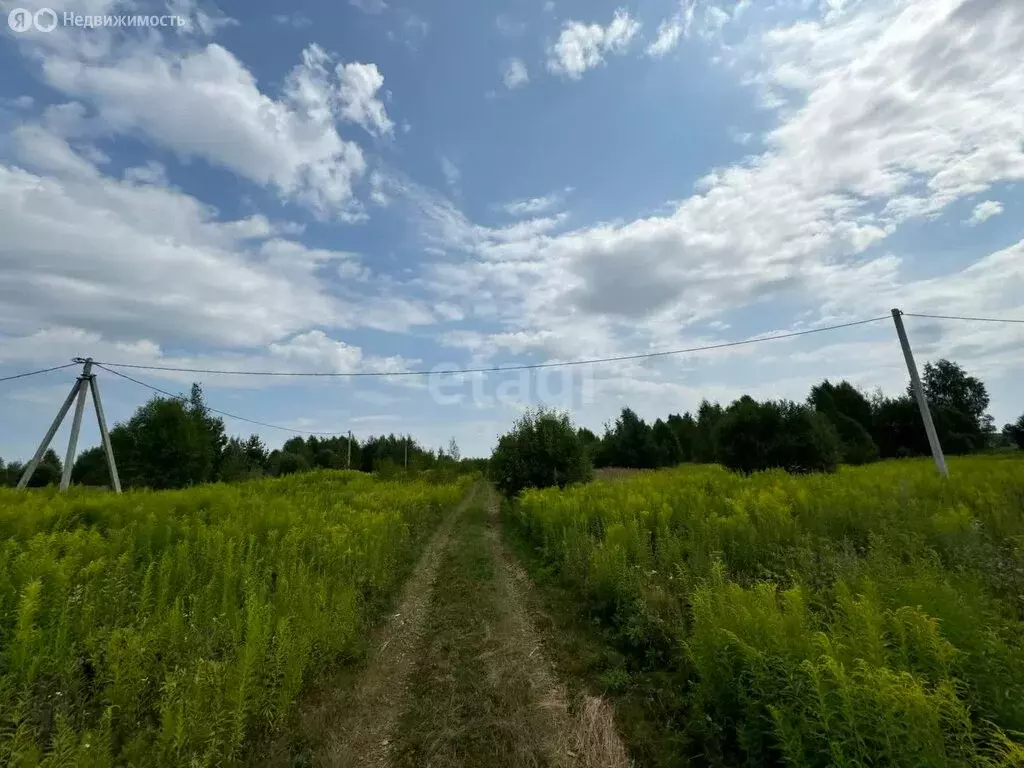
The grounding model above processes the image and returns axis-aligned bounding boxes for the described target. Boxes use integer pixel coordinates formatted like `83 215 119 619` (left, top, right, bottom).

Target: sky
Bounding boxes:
1 0 1022 461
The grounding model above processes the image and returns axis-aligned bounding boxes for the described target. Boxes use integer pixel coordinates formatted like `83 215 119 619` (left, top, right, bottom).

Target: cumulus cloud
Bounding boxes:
8 21 386 218
547 9 641 79
967 200 1004 226
502 58 530 89
337 61 394 137
0 122 438 356
420 0 1024 382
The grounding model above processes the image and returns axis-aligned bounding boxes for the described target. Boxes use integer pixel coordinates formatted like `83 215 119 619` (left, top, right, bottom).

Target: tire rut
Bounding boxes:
263 483 477 768
482 487 631 768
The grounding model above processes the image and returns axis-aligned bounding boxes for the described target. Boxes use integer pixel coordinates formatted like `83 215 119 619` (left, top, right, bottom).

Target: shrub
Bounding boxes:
1005 415 1024 450
715 397 841 475
833 412 880 465
276 451 310 476
490 407 592 497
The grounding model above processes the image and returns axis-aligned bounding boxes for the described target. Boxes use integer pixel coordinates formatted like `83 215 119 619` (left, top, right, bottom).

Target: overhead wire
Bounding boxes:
0 362 80 383
12 310 1017 438
92 315 893 378
91 315 892 438
95 364 348 436
902 312 1024 325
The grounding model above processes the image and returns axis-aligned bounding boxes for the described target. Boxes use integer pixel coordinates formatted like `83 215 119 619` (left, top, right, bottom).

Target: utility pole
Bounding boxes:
891 309 948 477
347 430 352 469
18 358 122 492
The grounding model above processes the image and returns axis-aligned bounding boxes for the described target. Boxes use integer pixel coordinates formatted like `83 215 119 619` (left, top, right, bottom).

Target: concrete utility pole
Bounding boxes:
18 358 122 492
347 430 352 469
891 309 949 477
404 436 409 469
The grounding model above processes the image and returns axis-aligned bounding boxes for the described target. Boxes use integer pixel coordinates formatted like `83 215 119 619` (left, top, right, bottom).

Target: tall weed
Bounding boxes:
510 456 1024 766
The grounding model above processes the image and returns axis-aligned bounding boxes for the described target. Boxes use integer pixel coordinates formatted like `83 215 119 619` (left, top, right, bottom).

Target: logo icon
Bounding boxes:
7 7 57 32
8 7 32 31
34 7 57 31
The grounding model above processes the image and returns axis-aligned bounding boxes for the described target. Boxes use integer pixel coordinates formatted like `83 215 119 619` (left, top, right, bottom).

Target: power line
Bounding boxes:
95 364 348 436
93 316 892 378
903 312 1024 325
0 362 79 384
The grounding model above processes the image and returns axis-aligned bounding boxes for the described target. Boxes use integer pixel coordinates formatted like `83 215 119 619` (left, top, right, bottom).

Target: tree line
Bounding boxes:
1 384 480 490
491 358 1024 496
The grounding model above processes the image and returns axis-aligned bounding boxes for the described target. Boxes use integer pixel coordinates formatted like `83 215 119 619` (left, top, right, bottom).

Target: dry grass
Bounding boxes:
564 696 632 768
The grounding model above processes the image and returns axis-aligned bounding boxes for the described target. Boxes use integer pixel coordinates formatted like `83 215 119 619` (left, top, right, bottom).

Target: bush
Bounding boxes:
490 407 592 497
833 412 880 465
276 451 310 476
1005 415 1024 450
715 397 841 475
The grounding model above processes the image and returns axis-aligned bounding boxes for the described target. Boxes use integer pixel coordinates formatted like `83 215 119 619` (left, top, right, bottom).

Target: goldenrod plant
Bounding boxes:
509 456 1024 766
0 470 468 766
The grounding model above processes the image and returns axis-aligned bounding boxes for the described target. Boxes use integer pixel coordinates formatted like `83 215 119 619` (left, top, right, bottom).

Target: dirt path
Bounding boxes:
263 482 628 768
264 483 478 768
482 488 630 768
389 486 629 768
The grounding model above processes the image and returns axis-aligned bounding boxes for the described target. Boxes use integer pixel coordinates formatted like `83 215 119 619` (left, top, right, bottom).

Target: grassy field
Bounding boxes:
507 456 1024 767
0 470 469 766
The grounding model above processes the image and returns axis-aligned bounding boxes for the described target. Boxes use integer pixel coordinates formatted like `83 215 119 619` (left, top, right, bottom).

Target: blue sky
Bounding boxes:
1 0 1022 460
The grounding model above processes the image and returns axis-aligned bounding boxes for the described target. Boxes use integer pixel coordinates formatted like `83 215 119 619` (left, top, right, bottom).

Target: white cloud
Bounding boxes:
440 156 461 189
415 0 1024 386
547 9 641 79
349 0 387 14
647 0 698 58
605 9 643 50
495 14 526 37
389 12 429 50
502 192 564 216
369 170 391 206
13 28 375 218
543 1 555 12
700 5 731 37
967 200 1004 226
502 58 530 89
0 125 438 357
337 62 394 137
273 13 311 28
647 19 684 57
122 161 168 186
435 302 466 322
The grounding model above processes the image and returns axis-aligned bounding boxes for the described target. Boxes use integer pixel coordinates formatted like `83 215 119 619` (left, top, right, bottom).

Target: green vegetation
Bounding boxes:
2 383 478 491
392 496 550 767
715 397 841 475
0 471 469 766
507 457 1024 766
490 407 591 497
571 359 1020 479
